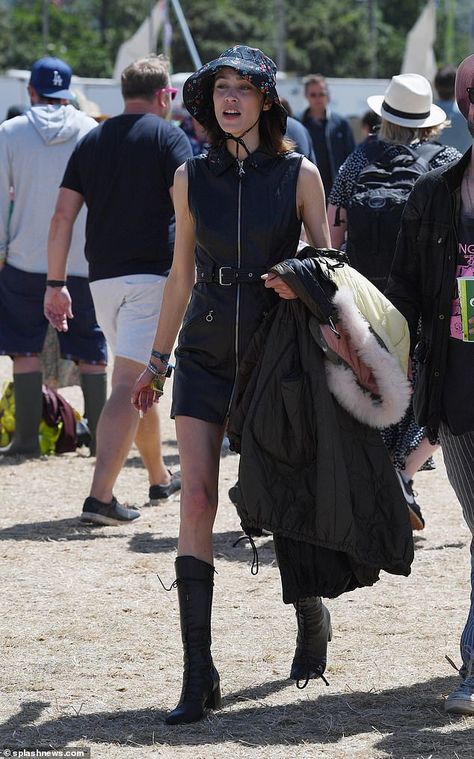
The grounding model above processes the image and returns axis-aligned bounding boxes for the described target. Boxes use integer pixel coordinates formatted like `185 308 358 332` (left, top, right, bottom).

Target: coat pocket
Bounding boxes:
253 372 317 467
177 289 218 350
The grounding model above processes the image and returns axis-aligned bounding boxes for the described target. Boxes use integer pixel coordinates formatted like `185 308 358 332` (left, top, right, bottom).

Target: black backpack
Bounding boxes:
344 141 443 292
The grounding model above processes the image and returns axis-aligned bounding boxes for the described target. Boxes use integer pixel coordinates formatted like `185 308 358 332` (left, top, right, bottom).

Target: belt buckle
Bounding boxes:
218 266 233 286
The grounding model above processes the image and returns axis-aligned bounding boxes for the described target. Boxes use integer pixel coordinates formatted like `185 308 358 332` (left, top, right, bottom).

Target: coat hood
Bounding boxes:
26 104 89 145
319 287 412 429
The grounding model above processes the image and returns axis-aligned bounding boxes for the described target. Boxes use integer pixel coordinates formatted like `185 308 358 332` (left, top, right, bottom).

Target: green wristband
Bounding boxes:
150 374 165 396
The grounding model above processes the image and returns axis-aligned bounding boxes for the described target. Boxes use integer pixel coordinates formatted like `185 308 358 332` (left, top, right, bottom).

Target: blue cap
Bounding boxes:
29 57 73 100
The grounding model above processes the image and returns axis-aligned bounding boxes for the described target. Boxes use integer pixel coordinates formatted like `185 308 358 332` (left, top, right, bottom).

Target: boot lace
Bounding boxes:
156 573 178 592
232 534 259 575
296 665 329 689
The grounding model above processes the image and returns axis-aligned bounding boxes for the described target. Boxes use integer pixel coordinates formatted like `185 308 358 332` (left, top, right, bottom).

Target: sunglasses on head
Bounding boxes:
467 87 474 105
155 87 178 100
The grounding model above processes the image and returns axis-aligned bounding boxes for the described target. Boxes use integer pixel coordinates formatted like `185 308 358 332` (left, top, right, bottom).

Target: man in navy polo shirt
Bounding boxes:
44 55 192 526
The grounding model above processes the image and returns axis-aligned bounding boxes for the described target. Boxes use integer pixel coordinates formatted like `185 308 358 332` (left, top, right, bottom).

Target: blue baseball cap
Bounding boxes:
29 57 73 100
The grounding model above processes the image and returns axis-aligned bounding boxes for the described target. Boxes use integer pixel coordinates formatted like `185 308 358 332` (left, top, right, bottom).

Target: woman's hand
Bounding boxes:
131 368 164 415
262 272 298 299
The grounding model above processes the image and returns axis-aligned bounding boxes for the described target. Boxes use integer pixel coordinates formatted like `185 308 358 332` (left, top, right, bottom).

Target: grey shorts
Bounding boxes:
90 273 166 365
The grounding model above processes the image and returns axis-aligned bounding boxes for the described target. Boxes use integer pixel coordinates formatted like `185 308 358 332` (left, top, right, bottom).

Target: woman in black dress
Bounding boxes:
132 45 330 724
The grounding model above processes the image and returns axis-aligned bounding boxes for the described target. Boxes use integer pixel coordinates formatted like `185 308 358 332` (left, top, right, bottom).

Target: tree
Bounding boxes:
0 0 472 79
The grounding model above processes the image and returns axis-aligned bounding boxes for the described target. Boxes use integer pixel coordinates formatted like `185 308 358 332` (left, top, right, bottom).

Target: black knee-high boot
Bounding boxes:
165 556 221 725
290 596 332 688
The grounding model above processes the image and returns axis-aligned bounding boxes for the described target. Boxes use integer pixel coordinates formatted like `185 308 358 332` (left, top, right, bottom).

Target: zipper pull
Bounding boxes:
237 160 245 177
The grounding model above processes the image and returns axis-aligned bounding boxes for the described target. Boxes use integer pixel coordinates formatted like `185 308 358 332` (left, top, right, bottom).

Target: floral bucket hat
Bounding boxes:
183 45 288 134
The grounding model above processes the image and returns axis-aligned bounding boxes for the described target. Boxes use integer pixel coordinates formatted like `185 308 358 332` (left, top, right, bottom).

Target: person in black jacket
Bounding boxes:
328 73 460 531
131 45 331 725
385 53 474 716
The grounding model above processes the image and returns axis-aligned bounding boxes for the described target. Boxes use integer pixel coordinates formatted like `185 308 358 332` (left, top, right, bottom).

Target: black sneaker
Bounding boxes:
144 471 181 506
395 470 425 530
81 495 141 526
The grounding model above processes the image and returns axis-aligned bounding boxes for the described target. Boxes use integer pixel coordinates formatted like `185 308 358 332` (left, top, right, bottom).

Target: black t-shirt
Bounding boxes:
61 113 192 281
442 205 474 434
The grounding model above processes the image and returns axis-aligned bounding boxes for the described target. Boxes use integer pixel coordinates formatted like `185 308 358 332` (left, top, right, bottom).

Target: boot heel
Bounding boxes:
205 682 222 710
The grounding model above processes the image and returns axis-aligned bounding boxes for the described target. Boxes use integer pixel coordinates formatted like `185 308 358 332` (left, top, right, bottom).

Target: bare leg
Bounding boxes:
134 404 170 486
13 356 41 373
401 437 440 481
175 415 226 564
78 362 107 376
89 356 142 502
165 415 225 725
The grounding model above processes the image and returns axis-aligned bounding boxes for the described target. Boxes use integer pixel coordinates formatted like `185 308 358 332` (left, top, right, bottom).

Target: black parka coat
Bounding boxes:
228 256 414 603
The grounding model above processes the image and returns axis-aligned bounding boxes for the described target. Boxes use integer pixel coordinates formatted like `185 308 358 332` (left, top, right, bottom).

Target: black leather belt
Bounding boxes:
196 265 267 286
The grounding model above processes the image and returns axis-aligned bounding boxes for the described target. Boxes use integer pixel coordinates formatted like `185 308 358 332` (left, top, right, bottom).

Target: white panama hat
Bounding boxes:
367 73 446 128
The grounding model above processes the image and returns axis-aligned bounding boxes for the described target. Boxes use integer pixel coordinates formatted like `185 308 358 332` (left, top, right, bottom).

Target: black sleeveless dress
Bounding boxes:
171 145 303 424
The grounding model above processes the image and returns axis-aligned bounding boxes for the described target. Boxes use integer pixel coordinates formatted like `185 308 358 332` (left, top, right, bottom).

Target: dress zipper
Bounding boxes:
227 162 244 415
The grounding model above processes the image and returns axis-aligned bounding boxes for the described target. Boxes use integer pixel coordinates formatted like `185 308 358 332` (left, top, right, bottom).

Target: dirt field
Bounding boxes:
0 354 473 759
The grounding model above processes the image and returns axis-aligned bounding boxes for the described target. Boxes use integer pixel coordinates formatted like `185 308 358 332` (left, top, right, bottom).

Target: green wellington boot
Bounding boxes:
0 372 42 457
80 372 107 455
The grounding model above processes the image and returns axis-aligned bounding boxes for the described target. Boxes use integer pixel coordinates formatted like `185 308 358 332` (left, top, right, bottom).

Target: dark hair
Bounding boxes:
6 104 26 119
434 64 456 100
121 54 170 101
205 78 293 155
361 109 380 133
280 97 293 117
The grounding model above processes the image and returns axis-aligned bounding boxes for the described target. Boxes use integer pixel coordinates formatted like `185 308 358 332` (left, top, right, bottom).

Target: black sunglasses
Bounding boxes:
467 87 474 105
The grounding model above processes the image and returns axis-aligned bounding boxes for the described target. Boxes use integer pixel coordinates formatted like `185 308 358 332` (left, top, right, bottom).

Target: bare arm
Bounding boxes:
327 203 346 249
131 163 197 411
297 158 331 248
47 187 84 278
44 188 84 331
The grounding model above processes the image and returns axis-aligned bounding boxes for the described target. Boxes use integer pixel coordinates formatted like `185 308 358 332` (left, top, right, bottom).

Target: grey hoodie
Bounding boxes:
0 104 97 276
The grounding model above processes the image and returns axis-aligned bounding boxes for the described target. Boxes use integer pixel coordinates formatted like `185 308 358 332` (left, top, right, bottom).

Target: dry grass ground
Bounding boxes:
0 354 473 759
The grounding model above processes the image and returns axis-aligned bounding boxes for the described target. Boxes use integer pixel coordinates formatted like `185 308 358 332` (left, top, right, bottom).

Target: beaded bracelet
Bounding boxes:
147 360 167 377
151 349 171 366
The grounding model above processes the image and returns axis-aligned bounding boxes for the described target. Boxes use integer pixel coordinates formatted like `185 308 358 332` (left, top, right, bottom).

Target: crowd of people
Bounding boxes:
0 45 473 723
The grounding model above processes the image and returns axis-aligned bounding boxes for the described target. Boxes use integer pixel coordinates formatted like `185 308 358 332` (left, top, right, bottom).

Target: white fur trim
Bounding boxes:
324 287 411 428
